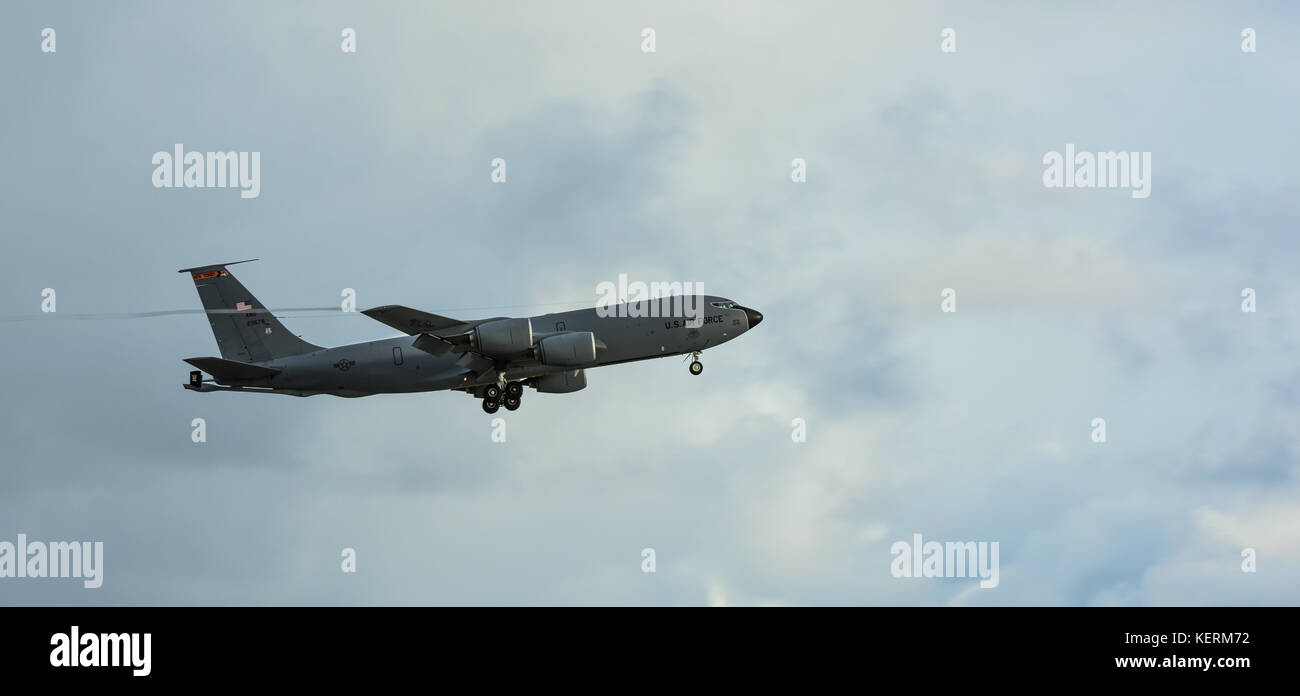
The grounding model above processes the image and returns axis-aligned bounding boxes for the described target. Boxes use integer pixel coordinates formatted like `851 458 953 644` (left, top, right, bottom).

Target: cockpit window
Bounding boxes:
710 301 736 309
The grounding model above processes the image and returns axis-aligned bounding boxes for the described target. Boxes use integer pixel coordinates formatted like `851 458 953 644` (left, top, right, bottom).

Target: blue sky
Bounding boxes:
1 1 1297 605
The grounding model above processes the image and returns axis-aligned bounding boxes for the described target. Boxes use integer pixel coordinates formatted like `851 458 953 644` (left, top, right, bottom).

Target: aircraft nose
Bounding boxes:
741 306 763 329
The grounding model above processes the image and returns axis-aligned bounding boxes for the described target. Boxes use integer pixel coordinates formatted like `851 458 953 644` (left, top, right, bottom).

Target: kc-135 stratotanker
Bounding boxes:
179 260 762 413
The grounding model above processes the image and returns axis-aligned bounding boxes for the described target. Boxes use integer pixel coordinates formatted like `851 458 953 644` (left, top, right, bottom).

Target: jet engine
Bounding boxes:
533 370 587 393
536 331 597 367
472 318 533 356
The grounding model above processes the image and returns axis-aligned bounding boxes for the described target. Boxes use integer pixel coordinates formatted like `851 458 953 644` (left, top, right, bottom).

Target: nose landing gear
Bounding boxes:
687 351 703 375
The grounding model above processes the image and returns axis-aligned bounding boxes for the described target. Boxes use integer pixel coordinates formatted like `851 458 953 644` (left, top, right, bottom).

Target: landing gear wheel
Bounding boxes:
483 384 502 401
482 399 500 414
689 360 703 375
504 396 521 411
505 381 524 399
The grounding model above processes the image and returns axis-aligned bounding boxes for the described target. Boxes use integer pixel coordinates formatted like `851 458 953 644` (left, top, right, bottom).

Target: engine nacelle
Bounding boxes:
534 369 587 393
536 331 597 367
473 318 533 356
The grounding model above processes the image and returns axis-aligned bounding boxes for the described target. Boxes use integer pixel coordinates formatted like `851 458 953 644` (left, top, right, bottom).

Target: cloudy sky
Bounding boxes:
1 1 1297 605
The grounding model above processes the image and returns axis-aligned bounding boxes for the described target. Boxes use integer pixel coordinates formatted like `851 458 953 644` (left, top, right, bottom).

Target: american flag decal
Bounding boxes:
236 301 252 311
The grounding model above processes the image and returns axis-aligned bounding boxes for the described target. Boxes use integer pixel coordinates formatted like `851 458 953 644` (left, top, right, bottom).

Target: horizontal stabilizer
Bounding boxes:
184 356 281 382
362 305 477 336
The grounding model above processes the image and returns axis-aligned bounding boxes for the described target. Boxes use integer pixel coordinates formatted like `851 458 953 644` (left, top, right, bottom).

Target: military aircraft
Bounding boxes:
179 260 762 413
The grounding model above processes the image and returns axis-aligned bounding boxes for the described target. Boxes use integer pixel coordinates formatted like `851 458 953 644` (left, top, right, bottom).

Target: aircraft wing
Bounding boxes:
362 305 502 376
361 305 482 336
362 305 573 380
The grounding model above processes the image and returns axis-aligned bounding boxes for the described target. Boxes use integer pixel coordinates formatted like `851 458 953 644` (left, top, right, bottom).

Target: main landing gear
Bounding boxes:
481 381 524 414
687 351 704 376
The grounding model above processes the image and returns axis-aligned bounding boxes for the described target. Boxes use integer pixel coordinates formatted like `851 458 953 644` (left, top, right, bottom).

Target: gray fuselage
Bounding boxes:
253 296 760 397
